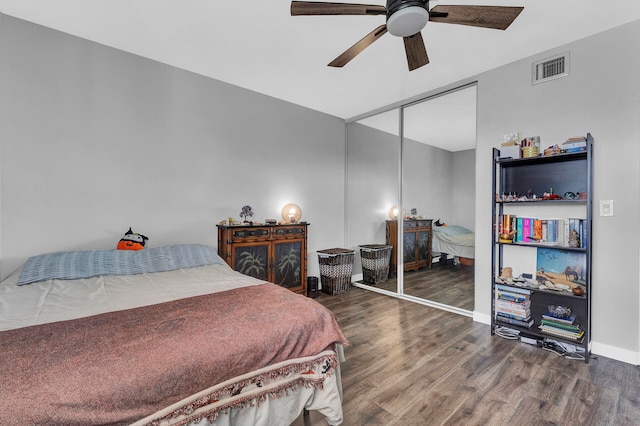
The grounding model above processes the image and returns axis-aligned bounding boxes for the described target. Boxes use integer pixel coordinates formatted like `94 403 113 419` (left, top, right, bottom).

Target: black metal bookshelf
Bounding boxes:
491 134 593 362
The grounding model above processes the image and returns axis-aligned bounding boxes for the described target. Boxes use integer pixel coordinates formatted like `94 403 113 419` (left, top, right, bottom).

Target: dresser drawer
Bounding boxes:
228 226 271 241
273 225 307 239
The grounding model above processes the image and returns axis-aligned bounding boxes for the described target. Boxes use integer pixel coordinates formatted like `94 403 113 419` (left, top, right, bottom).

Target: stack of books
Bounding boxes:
539 313 584 341
562 137 587 153
494 284 533 328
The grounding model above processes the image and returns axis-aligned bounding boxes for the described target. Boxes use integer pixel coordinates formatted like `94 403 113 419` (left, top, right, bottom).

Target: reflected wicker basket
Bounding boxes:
359 244 392 285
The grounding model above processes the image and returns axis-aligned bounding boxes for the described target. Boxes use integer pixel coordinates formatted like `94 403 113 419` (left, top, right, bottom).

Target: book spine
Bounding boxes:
495 284 531 295
533 219 542 241
516 217 523 242
497 311 530 320
539 325 584 340
556 219 564 246
496 297 531 308
496 315 533 328
496 311 531 321
541 314 575 325
540 319 581 331
522 218 531 243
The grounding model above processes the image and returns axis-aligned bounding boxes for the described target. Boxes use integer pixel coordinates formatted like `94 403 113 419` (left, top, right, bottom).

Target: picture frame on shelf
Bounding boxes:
536 248 587 293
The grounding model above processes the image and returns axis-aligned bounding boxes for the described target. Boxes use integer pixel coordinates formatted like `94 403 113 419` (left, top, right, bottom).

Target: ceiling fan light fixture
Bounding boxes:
386 6 428 37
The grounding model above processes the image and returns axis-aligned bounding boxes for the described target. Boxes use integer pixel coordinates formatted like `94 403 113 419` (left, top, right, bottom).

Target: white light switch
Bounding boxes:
599 200 614 217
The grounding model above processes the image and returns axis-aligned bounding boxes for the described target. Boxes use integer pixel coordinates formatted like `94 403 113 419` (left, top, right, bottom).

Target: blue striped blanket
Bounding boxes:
18 244 224 285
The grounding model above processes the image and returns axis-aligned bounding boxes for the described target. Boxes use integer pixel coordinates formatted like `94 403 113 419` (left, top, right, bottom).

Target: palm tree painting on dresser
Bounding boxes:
417 231 430 261
275 242 302 289
235 247 268 280
403 233 416 262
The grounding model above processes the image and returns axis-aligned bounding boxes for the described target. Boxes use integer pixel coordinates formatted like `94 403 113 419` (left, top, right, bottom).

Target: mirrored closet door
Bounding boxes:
401 85 477 312
346 109 400 296
346 84 477 314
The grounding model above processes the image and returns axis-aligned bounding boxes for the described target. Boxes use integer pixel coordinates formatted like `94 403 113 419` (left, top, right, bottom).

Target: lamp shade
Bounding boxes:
281 203 302 223
386 6 428 37
388 205 407 219
388 206 399 220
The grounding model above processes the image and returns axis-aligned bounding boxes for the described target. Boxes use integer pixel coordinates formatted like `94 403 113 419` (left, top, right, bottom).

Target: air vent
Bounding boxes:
532 52 569 85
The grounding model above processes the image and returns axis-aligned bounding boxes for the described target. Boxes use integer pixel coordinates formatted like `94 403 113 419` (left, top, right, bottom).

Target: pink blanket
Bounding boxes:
0 283 347 425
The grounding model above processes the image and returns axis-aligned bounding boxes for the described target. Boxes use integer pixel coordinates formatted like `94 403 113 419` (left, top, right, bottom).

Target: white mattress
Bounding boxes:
0 262 264 332
432 229 475 259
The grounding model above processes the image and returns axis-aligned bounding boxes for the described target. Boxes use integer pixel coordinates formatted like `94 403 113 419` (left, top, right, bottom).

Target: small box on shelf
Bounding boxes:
500 144 521 159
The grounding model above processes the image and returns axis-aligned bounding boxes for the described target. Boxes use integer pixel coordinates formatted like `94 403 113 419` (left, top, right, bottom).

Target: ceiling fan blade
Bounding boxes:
291 1 386 16
429 5 524 30
403 32 429 71
328 25 388 68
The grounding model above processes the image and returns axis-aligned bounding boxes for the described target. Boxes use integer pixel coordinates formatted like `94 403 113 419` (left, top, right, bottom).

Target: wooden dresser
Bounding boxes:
386 219 433 275
217 223 308 294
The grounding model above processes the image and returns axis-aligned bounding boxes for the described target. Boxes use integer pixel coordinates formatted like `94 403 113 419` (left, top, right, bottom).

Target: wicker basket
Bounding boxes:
359 244 392 285
318 248 355 296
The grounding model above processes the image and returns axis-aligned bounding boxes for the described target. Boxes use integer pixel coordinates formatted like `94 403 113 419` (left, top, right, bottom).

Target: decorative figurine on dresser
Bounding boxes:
217 222 309 294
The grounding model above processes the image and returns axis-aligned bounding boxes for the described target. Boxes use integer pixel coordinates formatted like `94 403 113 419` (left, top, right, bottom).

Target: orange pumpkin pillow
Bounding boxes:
117 227 148 250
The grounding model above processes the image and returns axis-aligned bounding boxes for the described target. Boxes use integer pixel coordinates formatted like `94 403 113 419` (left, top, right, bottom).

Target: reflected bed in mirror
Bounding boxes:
432 224 475 266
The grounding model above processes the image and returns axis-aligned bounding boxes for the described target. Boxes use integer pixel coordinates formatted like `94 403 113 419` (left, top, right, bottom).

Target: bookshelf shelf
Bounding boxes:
493 242 587 251
491 134 593 362
492 280 587 300
496 200 587 205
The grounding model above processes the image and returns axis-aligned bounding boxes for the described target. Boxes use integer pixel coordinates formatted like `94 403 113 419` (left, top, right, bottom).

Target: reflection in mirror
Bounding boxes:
346 84 477 315
401 85 477 311
346 109 399 296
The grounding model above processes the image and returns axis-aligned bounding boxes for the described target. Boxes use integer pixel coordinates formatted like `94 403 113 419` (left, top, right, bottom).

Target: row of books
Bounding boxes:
494 284 533 328
499 215 586 247
539 312 585 341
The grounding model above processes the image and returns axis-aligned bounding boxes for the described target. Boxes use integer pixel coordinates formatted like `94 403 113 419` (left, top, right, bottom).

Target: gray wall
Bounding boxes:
473 20 640 362
451 149 475 231
345 122 399 265
0 14 346 280
403 138 454 223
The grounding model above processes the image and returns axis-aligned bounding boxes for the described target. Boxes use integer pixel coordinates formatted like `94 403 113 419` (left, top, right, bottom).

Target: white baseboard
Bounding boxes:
591 341 639 365
473 311 491 325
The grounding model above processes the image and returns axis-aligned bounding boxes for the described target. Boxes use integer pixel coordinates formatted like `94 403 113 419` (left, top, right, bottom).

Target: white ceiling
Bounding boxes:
357 84 477 151
1 1 639 149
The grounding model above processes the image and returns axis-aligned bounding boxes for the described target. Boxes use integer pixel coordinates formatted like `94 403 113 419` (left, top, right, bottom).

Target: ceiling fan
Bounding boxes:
291 0 524 71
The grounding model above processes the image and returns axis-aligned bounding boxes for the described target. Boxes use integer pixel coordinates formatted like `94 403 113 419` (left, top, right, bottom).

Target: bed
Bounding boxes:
0 244 347 425
431 225 475 265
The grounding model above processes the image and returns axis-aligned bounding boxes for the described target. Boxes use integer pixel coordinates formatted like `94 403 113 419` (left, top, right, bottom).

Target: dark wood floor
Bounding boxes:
292 287 640 426
359 261 474 311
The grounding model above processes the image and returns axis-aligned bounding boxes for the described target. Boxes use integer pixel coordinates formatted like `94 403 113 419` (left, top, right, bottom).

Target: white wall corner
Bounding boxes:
473 311 491 325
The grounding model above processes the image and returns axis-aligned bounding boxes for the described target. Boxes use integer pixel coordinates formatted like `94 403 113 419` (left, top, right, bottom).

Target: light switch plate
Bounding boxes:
599 200 614 217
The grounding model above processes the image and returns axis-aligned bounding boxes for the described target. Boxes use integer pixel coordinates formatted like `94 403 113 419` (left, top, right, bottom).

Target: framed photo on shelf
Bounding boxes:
536 248 587 291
